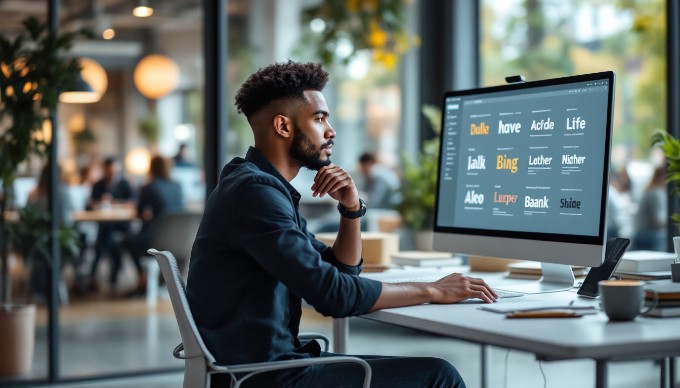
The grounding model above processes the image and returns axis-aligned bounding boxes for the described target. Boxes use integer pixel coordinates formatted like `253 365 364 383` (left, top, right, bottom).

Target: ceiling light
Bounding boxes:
59 72 99 104
133 0 154 18
133 54 180 99
102 28 115 40
79 58 108 101
126 147 151 176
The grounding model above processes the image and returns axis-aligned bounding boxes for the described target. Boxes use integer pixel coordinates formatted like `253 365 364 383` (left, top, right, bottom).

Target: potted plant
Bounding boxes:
397 105 440 250
0 17 87 377
650 129 680 280
139 113 160 149
651 129 680 224
6 204 81 301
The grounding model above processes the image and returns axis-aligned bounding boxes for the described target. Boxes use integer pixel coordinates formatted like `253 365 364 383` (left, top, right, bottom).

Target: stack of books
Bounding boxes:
614 250 676 280
644 283 680 317
506 262 588 279
390 251 462 267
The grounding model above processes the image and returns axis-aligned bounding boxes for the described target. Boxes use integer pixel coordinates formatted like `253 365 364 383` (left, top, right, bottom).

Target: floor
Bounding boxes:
8 296 675 388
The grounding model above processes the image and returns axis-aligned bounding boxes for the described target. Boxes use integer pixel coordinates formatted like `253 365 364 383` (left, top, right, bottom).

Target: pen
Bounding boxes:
506 310 583 318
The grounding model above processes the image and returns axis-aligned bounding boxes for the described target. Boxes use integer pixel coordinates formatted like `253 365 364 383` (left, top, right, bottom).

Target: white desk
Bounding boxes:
333 268 680 388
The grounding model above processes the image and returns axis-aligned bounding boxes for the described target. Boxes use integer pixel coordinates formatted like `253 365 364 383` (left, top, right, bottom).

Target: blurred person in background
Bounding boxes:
25 162 77 301
632 164 667 251
607 167 635 239
173 143 195 168
357 152 400 209
87 157 134 293
125 155 184 296
27 162 75 224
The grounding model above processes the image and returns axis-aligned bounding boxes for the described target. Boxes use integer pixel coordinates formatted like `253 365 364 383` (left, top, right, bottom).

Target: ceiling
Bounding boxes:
0 0 249 68
0 0 219 34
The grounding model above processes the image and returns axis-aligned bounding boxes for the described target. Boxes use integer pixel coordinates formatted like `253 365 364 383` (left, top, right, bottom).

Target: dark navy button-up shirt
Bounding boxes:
186 147 382 368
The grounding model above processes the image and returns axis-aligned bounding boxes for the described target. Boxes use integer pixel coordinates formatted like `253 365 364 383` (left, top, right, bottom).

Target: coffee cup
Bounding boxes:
672 236 680 282
598 280 654 321
672 263 680 283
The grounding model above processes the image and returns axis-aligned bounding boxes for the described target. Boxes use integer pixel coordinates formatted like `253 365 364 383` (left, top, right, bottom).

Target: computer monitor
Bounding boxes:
433 71 615 293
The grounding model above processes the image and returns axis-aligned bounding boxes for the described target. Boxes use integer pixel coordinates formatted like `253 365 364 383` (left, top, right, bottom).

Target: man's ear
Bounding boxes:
273 114 292 139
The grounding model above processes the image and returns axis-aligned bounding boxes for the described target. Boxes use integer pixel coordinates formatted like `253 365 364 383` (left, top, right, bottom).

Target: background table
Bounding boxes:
71 207 137 223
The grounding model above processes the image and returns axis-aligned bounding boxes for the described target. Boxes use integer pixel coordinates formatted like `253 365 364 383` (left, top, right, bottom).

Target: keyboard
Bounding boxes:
380 276 523 299
494 289 523 298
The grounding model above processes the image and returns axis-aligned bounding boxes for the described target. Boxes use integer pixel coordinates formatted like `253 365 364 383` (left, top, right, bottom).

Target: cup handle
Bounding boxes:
641 290 658 315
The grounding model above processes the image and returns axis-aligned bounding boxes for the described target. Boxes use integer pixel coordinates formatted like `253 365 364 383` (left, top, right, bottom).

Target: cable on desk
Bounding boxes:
504 349 511 388
538 360 547 388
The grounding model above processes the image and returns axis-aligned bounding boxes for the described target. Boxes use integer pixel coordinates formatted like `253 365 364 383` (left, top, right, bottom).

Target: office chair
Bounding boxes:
147 249 372 388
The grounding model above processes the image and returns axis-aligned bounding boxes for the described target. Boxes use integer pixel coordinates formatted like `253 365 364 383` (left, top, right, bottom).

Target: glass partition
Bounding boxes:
0 0 210 382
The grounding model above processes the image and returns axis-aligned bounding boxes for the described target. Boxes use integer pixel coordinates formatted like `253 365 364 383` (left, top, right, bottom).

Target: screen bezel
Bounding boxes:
433 71 615 248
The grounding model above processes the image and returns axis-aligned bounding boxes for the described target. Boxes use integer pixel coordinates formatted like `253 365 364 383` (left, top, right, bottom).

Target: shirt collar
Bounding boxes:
245 146 302 205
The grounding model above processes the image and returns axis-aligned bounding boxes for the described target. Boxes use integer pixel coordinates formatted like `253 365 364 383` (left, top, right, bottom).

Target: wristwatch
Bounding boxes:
337 198 367 219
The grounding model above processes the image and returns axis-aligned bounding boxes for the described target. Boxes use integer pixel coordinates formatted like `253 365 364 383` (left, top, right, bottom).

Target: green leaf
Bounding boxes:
652 129 680 227
1 17 89 301
396 104 441 230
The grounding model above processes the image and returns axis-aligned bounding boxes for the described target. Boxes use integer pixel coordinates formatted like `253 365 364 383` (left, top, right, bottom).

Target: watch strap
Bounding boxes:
337 198 367 219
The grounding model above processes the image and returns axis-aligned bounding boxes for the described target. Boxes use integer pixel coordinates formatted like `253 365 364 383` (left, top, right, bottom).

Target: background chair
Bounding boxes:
143 210 202 306
147 249 372 388
149 210 203 268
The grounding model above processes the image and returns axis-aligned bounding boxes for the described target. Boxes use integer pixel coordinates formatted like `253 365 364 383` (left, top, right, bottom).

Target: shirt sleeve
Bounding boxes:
300 216 364 276
228 178 381 318
120 180 134 200
90 181 103 202
137 185 149 218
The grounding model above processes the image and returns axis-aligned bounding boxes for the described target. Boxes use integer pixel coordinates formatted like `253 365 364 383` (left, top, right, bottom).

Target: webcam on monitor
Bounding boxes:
504 75 526 84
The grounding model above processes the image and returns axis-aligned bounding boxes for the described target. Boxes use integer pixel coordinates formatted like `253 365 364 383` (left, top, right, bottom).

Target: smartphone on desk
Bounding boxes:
577 238 630 298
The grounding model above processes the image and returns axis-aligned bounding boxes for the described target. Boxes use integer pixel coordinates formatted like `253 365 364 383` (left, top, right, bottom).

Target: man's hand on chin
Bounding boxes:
311 164 359 208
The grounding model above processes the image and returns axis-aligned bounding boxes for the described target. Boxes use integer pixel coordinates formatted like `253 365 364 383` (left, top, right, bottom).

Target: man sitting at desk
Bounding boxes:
187 61 497 387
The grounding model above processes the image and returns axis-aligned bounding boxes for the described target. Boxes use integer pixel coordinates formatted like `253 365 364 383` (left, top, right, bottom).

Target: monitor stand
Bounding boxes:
497 263 576 294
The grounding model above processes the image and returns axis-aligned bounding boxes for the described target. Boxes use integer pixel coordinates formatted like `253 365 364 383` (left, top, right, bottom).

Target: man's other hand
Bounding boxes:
429 273 498 304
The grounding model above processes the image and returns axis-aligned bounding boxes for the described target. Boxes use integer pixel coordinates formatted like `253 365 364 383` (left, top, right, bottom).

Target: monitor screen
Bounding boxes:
433 71 615 268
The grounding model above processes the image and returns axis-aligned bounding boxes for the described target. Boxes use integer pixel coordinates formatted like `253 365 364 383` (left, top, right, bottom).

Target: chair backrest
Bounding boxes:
150 211 202 262
147 249 217 365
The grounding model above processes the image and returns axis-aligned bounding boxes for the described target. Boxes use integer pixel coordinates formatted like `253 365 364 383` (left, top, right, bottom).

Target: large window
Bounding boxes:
226 1 408 210
481 0 667 248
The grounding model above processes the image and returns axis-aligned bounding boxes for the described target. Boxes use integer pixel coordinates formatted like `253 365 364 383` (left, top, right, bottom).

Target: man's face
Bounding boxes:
289 90 335 171
359 161 372 176
103 162 118 181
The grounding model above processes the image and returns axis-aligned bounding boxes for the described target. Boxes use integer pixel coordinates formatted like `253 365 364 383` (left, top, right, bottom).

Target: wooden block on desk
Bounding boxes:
377 214 402 233
315 232 399 266
506 261 589 278
468 256 524 272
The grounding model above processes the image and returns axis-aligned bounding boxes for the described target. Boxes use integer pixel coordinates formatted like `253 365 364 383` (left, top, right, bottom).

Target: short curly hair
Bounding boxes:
234 60 329 118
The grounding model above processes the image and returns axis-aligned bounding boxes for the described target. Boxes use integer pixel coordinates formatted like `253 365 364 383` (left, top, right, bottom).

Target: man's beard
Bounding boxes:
290 124 333 171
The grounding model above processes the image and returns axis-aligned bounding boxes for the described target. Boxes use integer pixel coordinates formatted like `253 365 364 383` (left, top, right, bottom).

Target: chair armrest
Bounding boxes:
172 343 204 360
212 356 371 388
299 332 330 352
175 334 330 358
